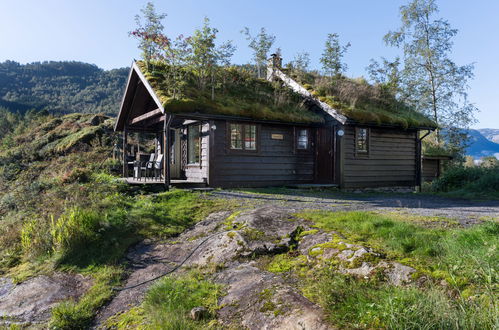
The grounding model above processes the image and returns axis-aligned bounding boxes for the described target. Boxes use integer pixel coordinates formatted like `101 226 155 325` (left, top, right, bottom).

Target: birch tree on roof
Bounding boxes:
241 27 276 79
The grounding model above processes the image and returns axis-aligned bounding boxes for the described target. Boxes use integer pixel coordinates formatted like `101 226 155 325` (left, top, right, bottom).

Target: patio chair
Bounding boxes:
134 153 155 181
153 154 164 181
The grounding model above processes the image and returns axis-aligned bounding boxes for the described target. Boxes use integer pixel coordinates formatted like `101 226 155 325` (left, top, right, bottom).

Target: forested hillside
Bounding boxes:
0 61 128 114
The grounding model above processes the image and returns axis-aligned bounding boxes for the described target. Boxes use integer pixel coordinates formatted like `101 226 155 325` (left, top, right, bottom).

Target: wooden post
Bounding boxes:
122 128 128 178
415 130 422 191
163 115 173 190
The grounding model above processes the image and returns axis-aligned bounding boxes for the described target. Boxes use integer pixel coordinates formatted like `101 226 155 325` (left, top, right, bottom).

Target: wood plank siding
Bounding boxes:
342 126 417 188
210 121 315 187
422 158 440 182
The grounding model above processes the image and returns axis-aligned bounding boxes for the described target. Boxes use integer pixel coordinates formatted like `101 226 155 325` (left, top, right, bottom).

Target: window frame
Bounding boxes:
295 127 311 151
187 124 201 165
355 127 370 156
227 122 259 153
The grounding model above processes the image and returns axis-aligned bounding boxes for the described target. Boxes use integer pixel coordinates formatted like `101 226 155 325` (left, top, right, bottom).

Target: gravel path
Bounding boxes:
209 190 499 226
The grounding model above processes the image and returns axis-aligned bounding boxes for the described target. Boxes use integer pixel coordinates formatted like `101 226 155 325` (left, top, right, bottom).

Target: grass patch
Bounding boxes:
49 266 123 329
306 271 497 329
143 272 222 329
294 210 498 328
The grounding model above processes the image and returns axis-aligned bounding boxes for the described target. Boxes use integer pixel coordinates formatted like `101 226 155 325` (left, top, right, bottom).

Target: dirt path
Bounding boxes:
210 190 499 226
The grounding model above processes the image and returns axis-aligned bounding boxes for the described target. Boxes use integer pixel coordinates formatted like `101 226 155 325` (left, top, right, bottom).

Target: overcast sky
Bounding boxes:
1 0 497 128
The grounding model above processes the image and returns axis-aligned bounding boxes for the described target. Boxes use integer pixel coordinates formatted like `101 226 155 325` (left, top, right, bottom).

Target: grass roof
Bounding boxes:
137 61 324 124
289 71 437 129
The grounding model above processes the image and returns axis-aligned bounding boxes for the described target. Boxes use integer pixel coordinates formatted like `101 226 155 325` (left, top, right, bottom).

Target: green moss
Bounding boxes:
104 306 147 330
266 253 308 274
137 61 324 124
298 229 318 238
223 210 244 230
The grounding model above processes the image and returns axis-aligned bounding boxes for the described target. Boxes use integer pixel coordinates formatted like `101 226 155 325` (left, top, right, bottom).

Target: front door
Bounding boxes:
315 126 335 183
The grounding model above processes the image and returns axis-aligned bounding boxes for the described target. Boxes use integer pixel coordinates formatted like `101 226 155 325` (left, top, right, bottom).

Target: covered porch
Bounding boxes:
115 63 210 188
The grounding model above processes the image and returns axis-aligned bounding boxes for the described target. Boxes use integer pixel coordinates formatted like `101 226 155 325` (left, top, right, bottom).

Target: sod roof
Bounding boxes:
137 61 324 124
288 71 438 129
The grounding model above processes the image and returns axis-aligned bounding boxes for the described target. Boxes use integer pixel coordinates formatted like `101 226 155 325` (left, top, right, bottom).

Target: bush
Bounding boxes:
430 166 499 199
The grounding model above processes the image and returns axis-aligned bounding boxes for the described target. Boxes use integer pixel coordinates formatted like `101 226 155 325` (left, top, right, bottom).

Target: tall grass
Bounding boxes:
143 272 222 329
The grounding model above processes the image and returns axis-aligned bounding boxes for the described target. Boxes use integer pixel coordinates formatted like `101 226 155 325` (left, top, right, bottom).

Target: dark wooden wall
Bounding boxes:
422 158 440 182
210 121 315 187
342 126 417 188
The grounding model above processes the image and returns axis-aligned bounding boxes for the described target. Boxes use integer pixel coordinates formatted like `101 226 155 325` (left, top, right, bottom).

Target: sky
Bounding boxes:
0 0 498 128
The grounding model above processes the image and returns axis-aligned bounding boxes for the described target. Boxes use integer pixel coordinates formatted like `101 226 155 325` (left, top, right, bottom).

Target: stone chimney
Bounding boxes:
267 53 282 81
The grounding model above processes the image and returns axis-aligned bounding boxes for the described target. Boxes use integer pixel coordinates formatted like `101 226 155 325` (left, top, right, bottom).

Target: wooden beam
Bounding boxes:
129 108 162 125
122 128 128 177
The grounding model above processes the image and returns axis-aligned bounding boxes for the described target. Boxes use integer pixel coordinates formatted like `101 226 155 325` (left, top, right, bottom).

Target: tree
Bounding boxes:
291 52 310 72
129 2 167 65
366 57 402 96
320 33 350 78
241 27 276 78
189 17 235 99
384 0 477 147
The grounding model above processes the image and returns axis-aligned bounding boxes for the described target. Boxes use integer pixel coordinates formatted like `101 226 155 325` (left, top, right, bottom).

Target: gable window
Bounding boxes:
188 125 201 164
229 123 257 151
356 127 369 154
296 129 309 150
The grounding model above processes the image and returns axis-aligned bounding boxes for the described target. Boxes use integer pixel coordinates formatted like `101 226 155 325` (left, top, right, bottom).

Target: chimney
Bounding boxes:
267 53 282 81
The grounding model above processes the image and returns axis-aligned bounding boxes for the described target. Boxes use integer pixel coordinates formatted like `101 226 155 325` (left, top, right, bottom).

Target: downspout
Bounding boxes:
164 114 174 190
416 129 432 191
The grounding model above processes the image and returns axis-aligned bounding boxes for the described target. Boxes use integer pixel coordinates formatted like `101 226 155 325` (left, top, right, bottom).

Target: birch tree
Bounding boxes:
241 27 276 78
384 0 477 146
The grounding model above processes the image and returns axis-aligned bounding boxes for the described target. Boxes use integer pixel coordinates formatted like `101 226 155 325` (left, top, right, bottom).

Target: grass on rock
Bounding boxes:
275 211 499 329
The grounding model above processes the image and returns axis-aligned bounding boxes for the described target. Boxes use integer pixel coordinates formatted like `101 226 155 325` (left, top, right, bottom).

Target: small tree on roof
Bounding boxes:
129 2 166 67
241 27 276 79
189 17 236 99
320 33 351 79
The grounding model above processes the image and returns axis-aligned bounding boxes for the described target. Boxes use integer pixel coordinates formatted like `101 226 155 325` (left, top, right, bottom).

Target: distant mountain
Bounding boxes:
477 128 499 144
466 129 499 159
0 60 128 115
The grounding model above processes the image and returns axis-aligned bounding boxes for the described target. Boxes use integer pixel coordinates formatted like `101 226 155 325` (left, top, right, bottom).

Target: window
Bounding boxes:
356 128 369 153
296 129 309 150
188 125 201 164
229 123 257 151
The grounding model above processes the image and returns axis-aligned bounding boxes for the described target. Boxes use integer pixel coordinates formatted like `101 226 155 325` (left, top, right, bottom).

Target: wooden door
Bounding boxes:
316 127 335 183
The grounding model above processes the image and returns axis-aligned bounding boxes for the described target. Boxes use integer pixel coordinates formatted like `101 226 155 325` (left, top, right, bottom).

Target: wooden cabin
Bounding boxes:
115 56 437 190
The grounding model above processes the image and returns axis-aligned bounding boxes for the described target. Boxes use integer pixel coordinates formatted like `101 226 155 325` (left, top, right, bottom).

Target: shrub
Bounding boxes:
430 166 499 199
